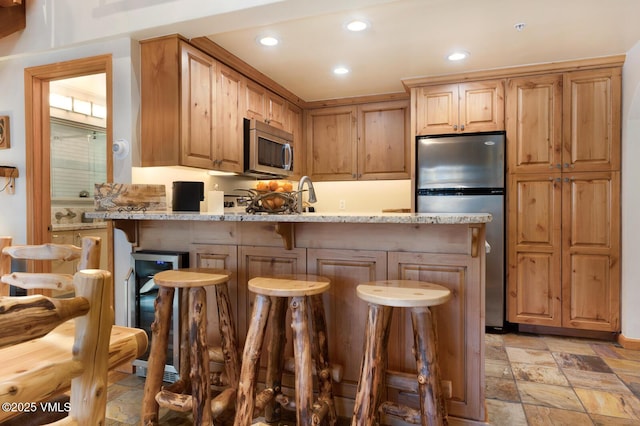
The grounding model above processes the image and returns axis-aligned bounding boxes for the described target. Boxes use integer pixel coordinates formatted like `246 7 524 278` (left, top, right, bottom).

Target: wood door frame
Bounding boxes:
24 55 113 270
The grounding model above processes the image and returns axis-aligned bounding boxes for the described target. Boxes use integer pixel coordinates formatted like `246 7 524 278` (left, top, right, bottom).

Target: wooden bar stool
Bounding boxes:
352 280 451 426
141 268 240 426
235 274 337 426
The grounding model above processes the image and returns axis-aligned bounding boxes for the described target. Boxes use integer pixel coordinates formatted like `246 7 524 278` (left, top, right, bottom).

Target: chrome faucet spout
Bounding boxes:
297 176 317 213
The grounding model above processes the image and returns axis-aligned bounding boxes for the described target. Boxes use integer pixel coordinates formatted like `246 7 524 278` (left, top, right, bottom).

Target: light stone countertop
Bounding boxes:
85 211 491 224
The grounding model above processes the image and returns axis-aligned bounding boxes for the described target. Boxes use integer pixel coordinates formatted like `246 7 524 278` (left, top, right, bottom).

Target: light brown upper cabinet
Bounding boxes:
306 100 410 181
414 80 504 135
357 101 410 180
141 36 244 172
306 105 358 181
563 68 621 172
506 74 563 174
244 80 287 130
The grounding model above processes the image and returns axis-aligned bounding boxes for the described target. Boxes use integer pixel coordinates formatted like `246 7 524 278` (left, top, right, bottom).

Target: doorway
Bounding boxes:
24 55 113 272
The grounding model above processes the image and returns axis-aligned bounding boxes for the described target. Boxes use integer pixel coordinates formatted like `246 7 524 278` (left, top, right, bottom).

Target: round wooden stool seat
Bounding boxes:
357 280 450 307
248 274 330 297
153 267 231 288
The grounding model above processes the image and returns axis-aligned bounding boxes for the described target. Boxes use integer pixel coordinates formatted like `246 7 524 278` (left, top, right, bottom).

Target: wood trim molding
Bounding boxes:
618 333 640 350
402 55 626 89
24 55 113 253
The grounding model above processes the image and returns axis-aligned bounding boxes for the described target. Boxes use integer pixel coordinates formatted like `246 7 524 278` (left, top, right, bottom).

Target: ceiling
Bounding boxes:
203 0 640 101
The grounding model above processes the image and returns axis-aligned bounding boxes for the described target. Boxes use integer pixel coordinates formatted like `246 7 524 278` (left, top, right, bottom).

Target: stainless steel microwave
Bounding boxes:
244 118 294 177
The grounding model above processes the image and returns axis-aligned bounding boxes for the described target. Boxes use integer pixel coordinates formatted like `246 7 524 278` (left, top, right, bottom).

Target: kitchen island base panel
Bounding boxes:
98 213 487 423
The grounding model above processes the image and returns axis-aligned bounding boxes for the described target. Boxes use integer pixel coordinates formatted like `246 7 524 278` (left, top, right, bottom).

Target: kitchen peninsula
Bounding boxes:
88 211 490 424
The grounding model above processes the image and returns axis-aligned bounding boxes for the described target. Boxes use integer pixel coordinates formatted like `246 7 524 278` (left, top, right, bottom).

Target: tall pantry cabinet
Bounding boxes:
506 67 621 332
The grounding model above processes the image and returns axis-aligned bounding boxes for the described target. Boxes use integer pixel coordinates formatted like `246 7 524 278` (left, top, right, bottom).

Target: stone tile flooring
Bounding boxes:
105 332 640 425
485 332 640 425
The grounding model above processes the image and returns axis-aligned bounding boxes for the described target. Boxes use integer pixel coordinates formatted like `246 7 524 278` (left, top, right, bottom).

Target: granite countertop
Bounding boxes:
85 211 491 224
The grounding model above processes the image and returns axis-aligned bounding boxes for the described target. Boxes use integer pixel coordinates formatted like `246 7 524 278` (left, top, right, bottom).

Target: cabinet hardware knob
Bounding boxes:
556 164 562 169
453 124 458 130
460 124 465 131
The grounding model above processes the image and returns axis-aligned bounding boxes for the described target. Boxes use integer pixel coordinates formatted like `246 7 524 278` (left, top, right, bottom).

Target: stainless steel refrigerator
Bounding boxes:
416 131 505 330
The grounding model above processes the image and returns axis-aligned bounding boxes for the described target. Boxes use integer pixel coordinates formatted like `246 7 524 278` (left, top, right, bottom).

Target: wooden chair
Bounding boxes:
0 235 101 296
0 236 148 424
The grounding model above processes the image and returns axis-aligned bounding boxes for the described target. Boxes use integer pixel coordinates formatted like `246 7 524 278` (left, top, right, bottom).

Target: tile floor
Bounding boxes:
104 332 640 425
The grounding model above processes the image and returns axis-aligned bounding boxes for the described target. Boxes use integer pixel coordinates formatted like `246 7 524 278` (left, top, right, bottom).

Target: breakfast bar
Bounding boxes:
89 211 490 424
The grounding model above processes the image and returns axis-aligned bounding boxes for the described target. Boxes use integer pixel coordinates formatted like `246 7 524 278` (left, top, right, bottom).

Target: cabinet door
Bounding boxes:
51 230 76 275
307 248 387 399
216 64 244 172
387 251 484 421
236 246 306 347
244 80 267 123
563 68 621 172
506 75 563 173
140 37 181 166
190 244 238 347
414 84 458 135
507 174 562 327
459 80 505 133
306 106 358 181
357 100 410 180
180 42 216 169
562 171 620 331
266 91 287 129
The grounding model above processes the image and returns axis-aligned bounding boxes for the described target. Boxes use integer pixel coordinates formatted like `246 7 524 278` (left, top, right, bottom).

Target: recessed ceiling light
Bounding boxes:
333 66 350 75
447 51 469 61
258 36 279 47
346 19 369 32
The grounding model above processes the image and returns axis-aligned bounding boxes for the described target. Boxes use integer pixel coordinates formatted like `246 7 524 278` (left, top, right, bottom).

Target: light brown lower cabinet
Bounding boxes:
387 251 484 420
132 219 486 423
508 171 620 332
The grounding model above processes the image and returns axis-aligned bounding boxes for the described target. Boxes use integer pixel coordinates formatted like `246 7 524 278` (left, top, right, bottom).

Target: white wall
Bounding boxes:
621 41 640 340
0 37 137 243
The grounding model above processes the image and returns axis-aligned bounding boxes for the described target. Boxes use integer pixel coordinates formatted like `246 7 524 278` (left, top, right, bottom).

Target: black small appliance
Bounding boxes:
172 181 204 211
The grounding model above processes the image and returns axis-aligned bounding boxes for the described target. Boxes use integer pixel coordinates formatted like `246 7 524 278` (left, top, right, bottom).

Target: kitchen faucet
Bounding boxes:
297 176 317 213
55 208 77 222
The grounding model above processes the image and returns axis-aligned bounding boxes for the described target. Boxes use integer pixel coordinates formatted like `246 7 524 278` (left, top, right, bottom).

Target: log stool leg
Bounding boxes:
142 286 175 426
310 293 337 425
234 294 272 426
189 287 211 426
290 295 314 426
351 303 394 426
265 296 288 423
411 306 448 426
215 282 241 387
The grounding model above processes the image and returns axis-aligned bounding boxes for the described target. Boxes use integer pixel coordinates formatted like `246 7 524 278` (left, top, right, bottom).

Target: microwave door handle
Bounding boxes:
283 143 293 171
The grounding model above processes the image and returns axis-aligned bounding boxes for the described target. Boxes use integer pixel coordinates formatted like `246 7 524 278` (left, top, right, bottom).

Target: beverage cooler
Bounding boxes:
128 250 189 383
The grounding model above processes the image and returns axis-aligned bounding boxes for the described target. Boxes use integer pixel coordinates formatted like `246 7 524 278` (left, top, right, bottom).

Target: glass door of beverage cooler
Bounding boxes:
129 251 188 382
